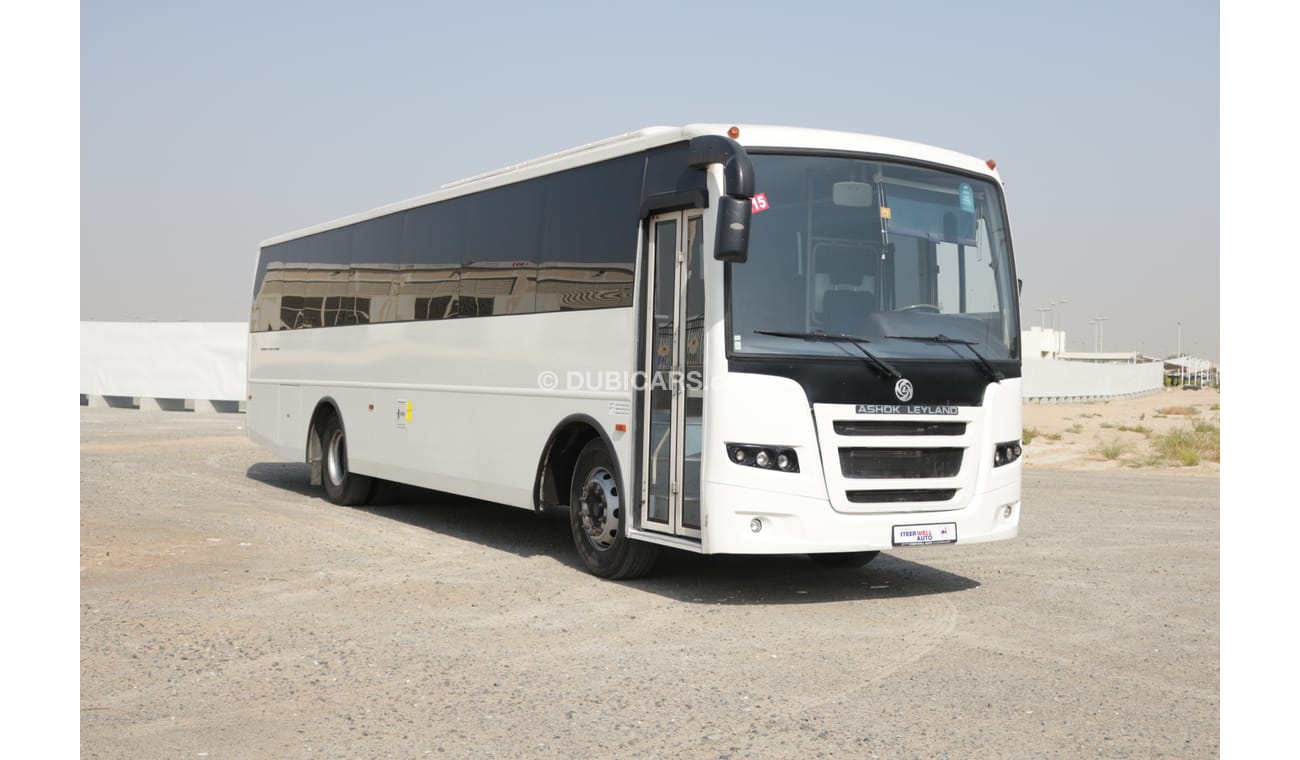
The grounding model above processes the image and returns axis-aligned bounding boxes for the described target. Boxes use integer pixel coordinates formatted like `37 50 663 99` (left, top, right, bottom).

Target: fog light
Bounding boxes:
755 450 770 468
777 453 792 470
733 448 746 462
750 518 763 533
1003 504 1014 518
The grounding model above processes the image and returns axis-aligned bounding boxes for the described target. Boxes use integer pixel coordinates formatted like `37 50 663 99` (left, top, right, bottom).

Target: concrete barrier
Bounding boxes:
1021 355 1164 403
80 322 248 412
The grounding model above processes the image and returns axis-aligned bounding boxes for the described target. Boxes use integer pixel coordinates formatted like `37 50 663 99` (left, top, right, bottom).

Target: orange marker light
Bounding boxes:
986 159 997 170
727 126 740 139
615 423 628 433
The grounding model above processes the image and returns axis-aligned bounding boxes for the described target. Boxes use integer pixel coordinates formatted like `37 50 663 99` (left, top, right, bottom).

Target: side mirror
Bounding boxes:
714 195 751 263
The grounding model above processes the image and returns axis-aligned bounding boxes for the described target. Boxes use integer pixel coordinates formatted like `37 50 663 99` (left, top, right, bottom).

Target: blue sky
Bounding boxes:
80 0 1219 359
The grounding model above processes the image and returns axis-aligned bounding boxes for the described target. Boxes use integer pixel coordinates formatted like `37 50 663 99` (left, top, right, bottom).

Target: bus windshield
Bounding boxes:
730 153 1019 361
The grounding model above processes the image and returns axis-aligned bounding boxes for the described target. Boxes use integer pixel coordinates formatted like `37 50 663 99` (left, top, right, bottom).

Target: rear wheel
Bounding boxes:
809 551 880 568
320 413 373 506
569 440 659 579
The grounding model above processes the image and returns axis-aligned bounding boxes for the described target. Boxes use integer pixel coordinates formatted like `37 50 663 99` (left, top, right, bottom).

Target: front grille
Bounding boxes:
834 421 966 437
839 448 963 479
846 489 957 503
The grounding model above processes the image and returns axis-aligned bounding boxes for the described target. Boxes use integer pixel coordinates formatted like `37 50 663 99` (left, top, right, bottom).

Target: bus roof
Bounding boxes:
260 124 1002 248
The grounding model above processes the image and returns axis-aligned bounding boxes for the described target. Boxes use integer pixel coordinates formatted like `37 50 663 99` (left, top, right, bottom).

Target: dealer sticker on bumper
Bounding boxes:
892 522 958 546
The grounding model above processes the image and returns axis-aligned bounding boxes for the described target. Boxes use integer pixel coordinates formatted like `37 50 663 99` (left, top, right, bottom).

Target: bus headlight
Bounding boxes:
994 440 1022 467
726 444 800 473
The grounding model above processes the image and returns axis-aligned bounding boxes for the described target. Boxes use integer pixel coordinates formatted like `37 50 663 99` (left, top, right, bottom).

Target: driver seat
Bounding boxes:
820 252 875 336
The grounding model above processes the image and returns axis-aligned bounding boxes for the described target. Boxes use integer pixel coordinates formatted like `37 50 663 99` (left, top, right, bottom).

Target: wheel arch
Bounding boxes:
533 414 623 512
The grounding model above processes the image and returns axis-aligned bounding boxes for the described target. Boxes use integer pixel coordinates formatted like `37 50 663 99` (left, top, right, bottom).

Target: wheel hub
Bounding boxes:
326 430 345 486
579 467 619 548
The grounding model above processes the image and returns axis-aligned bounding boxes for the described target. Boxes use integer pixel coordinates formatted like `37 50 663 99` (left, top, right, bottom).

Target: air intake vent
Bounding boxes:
839 448 963 479
846 489 957 503
834 421 967 436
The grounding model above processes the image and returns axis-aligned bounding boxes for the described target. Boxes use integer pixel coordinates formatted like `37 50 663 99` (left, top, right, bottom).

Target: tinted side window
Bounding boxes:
398 199 464 321
538 155 643 311
461 177 545 317
251 151 652 331
344 213 404 325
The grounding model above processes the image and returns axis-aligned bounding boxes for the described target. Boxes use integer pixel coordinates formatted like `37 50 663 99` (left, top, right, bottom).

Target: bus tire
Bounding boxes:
809 551 880 568
320 413 373 506
569 440 658 579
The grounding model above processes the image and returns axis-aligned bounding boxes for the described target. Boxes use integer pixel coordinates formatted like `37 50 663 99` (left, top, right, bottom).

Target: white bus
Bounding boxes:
248 124 1023 579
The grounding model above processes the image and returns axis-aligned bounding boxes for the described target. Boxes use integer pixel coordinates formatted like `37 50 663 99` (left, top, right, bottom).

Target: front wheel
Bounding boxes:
569 440 659 579
319 414 373 506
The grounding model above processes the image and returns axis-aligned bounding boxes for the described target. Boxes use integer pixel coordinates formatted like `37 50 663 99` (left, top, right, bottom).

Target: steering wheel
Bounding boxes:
897 304 940 313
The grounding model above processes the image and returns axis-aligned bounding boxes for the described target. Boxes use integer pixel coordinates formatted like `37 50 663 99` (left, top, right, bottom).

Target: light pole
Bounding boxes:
1035 307 1051 330
1177 321 1182 358
1093 317 1108 352
1055 299 1070 353
1088 320 1097 352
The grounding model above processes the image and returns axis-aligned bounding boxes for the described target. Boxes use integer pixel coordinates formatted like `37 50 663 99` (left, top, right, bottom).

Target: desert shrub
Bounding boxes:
1154 424 1219 466
1156 406 1198 416
1095 438 1131 460
1117 424 1153 436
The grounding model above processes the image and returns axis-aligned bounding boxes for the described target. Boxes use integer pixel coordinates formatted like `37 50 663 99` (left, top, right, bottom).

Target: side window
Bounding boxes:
933 234 1001 315
400 199 463 321
461 178 544 317
538 156 642 312
347 213 404 324
964 220 1000 313
936 242 961 314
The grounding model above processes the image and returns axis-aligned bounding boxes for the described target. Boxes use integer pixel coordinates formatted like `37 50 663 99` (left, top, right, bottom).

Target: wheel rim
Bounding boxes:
325 429 346 487
577 466 619 550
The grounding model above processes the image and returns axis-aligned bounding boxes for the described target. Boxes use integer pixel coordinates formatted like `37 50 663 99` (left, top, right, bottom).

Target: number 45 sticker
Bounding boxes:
750 192 770 214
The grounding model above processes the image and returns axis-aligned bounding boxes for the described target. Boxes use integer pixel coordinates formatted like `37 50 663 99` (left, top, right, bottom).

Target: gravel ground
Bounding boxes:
80 407 1219 758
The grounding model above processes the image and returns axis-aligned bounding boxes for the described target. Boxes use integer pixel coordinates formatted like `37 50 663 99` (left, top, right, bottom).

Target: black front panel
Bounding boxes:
728 356 1018 407
846 489 956 504
833 420 967 436
839 448 963 479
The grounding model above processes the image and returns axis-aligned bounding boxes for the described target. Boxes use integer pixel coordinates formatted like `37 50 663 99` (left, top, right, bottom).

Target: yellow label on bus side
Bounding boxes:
879 206 892 219
397 399 411 428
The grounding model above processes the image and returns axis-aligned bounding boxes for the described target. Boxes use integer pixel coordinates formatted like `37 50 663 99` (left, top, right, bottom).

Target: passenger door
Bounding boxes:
641 211 704 538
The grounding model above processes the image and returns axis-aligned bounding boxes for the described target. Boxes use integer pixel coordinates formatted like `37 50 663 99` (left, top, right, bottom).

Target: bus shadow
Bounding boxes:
245 462 318 497
634 551 979 604
245 463 979 604
245 463 582 569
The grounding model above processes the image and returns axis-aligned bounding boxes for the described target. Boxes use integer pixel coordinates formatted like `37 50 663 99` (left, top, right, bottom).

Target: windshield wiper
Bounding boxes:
754 330 902 381
885 334 1004 383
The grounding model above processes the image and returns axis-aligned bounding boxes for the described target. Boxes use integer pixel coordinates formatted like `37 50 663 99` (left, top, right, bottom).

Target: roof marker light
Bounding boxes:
728 126 740 139
986 159 997 170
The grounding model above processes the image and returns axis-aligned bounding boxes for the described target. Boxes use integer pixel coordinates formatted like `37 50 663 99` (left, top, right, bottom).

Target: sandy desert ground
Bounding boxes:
1021 386 1220 475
